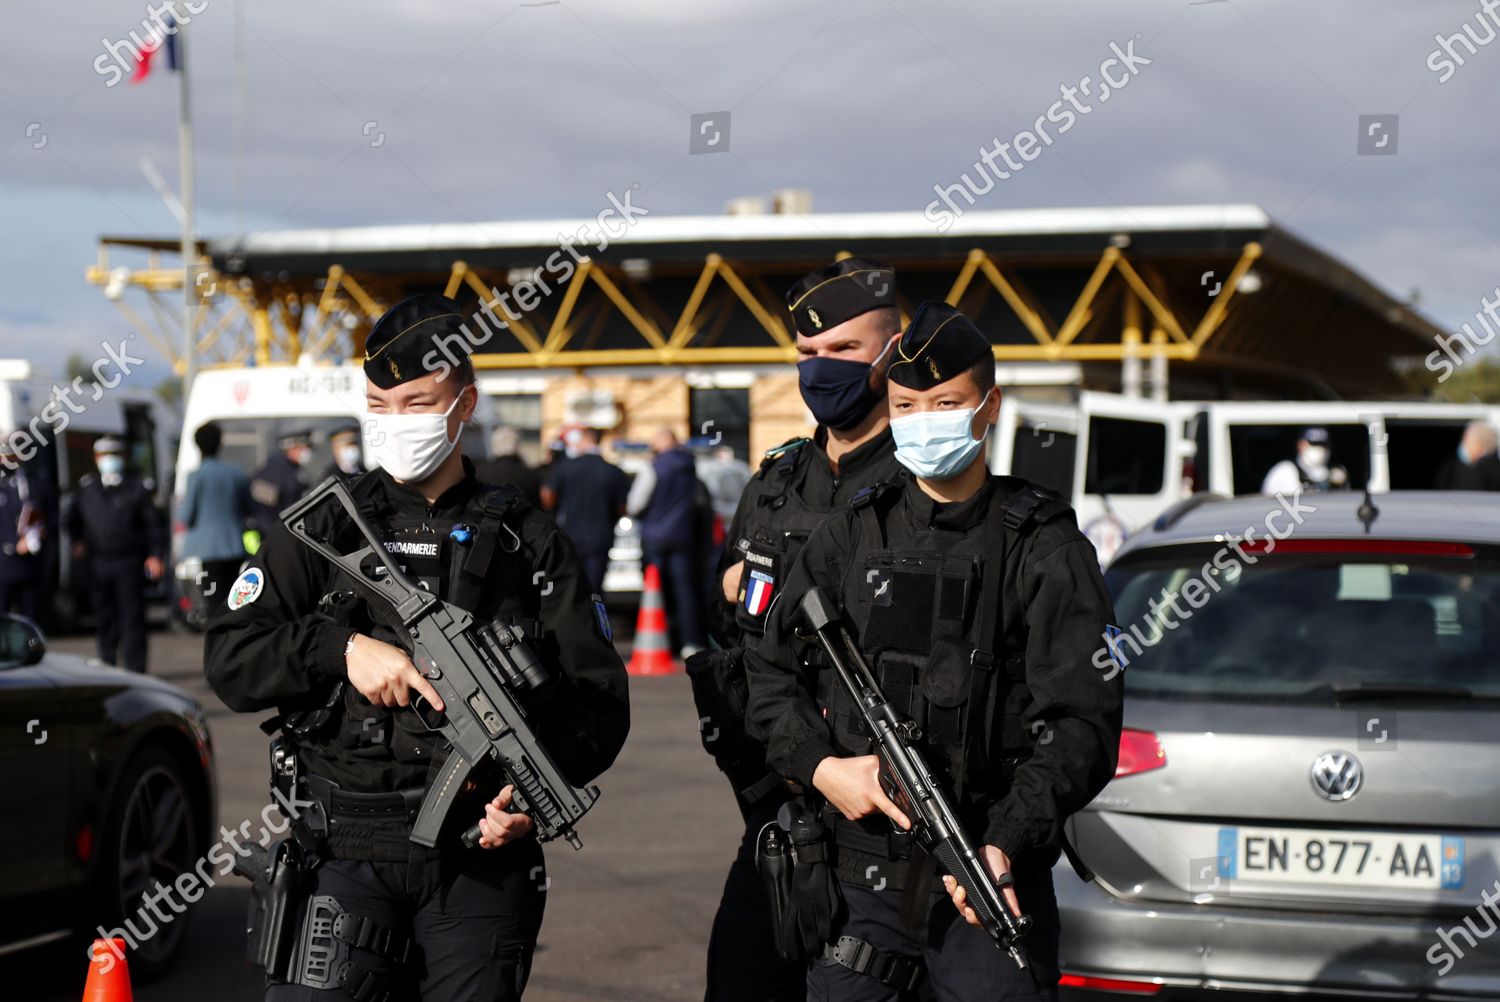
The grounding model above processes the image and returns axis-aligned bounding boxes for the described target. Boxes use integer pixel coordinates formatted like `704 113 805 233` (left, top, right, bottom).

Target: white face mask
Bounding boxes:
336 444 363 473
363 392 465 483
1300 444 1330 477
890 392 993 481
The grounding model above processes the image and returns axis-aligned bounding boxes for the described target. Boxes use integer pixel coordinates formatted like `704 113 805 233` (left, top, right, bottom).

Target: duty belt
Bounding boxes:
304 776 426 824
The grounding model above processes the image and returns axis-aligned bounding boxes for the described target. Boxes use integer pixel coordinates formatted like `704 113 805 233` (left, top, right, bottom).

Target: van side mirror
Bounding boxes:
0 614 46 667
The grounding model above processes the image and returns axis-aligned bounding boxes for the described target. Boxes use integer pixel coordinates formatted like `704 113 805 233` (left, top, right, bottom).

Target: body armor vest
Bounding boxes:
286 474 537 821
821 478 1069 847
732 441 849 641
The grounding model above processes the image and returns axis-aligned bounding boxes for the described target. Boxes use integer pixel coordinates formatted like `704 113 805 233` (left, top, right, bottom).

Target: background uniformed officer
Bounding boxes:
744 302 1123 1001
250 429 314 539
205 294 630 1001
321 421 365 482
695 258 906 1002
68 435 165 673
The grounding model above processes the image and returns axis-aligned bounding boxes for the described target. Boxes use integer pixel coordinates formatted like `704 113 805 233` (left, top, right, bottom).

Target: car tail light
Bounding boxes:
1060 973 1162 994
75 823 93 862
1115 728 1165 778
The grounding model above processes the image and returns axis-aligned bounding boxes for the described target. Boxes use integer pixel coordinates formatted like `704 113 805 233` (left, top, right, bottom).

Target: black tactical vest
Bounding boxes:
731 441 845 641
289 474 538 798
822 477 1071 813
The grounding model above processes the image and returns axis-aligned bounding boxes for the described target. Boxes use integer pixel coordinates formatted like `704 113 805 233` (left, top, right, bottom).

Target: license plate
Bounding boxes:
1217 827 1465 890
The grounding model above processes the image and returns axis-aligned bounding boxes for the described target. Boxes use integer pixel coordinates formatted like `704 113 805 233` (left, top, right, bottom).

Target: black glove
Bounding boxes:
777 804 844 960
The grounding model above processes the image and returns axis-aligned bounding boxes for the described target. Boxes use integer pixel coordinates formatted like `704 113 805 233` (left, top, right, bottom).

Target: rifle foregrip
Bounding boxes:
931 838 1031 970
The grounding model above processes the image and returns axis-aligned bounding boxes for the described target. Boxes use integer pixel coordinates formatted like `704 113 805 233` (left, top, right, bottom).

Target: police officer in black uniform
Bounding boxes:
251 429 315 538
693 258 906 1002
0 441 52 621
205 294 630 1001
68 436 165 673
322 422 366 483
744 303 1123 1001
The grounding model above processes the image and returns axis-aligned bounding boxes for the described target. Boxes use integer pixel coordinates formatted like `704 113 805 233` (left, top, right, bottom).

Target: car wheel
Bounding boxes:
95 746 201 982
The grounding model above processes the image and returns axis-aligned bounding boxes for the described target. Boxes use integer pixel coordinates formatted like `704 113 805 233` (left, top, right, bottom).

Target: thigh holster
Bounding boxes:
287 894 415 1002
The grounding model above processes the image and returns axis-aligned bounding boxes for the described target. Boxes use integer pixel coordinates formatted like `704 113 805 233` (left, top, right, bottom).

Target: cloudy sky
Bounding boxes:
3 0 1497 387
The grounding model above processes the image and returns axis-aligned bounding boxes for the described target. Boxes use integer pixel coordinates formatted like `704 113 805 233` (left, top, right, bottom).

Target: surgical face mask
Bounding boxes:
336 444 363 473
1459 442 1474 466
1301 444 1330 474
890 393 993 481
363 392 465 483
97 454 125 478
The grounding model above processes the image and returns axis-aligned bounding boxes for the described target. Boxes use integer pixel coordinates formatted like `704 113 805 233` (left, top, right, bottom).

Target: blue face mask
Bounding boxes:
797 357 884 431
97 454 124 477
890 394 992 480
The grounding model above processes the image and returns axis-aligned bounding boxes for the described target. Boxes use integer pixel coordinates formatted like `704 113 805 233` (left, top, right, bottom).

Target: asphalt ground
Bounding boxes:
2 620 739 1002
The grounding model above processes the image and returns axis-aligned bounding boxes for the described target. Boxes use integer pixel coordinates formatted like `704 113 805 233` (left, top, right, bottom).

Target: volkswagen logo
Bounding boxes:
1310 750 1363 801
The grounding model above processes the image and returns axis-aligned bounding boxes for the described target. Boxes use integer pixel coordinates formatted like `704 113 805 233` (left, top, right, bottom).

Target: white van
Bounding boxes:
994 390 1500 562
0 359 177 626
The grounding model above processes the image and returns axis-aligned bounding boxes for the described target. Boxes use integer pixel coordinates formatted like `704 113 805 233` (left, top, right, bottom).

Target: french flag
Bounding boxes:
744 570 775 617
131 14 179 84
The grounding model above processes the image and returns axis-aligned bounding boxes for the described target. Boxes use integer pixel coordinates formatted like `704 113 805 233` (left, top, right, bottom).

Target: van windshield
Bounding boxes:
1104 543 1500 701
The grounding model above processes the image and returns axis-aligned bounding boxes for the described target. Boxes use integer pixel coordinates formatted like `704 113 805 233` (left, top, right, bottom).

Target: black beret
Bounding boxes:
276 428 312 449
888 302 992 391
363 293 469 388
784 257 896 338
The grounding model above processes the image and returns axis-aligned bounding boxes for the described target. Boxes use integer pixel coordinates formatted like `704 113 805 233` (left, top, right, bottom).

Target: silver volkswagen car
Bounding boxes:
1057 491 1500 1000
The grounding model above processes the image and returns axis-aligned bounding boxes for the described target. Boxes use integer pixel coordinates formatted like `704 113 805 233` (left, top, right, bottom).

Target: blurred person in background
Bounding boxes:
1436 420 1500 491
0 440 53 622
321 421 365 483
180 421 253 618
542 427 628 592
250 429 314 538
628 426 710 658
476 425 543 507
1261 426 1347 494
68 436 164 673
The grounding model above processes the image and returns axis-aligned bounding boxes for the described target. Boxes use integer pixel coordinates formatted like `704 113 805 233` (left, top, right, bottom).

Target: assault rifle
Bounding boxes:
798 587 1033 970
282 476 598 850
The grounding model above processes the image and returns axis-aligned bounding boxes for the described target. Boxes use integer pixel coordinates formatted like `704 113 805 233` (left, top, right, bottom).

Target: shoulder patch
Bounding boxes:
591 593 613 643
250 478 280 507
227 567 265 610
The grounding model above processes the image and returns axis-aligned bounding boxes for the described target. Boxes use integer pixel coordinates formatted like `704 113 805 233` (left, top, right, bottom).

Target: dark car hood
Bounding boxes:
33 651 197 701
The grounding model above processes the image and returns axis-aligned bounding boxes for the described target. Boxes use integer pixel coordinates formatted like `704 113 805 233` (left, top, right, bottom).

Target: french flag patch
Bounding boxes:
744 569 775 616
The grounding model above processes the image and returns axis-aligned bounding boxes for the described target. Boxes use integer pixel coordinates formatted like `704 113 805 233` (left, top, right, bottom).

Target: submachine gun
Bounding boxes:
798 586 1033 971
281 476 598 851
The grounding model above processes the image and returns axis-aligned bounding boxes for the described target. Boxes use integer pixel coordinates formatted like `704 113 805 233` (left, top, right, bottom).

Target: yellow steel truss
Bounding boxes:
86 240 1264 372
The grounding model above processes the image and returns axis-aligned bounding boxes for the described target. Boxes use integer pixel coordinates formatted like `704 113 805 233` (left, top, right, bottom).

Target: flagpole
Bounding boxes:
178 15 197 396
233 0 244 240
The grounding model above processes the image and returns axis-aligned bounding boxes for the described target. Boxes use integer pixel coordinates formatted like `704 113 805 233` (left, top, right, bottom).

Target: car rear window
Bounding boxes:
1104 544 1500 701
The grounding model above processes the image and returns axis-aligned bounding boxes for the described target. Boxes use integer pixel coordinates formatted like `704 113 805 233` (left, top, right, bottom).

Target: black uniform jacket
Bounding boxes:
711 426 902 648
743 472 1123 863
68 474 164 563
204 463 630 793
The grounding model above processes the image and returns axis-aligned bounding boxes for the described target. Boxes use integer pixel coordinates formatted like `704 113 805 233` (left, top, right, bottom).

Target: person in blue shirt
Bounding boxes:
628 427 710 657
180 421 254 620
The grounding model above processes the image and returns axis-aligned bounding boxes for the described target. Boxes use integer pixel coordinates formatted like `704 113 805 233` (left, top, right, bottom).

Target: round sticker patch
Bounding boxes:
227 567 265 610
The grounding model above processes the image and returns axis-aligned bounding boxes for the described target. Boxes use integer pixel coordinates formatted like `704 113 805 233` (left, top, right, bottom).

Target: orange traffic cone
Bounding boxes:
626 564 678 676
82 938 132 1001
